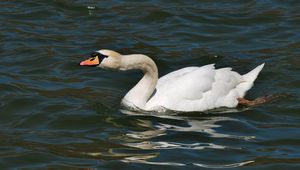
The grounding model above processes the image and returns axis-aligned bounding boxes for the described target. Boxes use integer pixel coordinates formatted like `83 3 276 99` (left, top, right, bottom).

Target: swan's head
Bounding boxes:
80 49 121 69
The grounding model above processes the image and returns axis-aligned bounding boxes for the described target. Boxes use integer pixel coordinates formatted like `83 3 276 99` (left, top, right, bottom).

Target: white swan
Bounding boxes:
80 49 265 112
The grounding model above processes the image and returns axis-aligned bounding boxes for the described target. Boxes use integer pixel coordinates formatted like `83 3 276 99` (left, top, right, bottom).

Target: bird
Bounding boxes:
80 49 268 112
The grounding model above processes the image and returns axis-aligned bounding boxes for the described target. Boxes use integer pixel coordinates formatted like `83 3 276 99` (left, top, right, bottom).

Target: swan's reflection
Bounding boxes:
156 118 255 140
119 109 255 168
122 109 255 141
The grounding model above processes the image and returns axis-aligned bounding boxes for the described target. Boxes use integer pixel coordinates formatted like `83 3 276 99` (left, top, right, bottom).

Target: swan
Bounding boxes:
80 49 267 112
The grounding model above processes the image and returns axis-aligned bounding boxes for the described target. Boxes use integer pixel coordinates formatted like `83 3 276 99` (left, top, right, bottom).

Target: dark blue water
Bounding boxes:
0 0 300 169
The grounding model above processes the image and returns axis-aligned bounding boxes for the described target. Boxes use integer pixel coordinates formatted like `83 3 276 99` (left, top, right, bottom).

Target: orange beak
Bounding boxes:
80 56 99 66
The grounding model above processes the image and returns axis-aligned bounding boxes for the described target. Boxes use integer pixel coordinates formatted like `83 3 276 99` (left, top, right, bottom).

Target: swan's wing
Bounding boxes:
146 64 245 111
159 64 216 99
146 64 216 109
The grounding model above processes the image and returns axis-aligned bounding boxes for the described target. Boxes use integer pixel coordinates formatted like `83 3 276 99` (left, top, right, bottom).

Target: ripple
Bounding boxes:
122 154 254 168
124 141 229 150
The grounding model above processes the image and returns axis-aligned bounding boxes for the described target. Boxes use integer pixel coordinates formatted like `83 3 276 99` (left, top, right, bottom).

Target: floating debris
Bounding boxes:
87 5 95 10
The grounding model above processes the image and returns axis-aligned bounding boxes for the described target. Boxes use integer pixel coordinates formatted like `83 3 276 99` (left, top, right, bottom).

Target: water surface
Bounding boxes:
0 0 300 169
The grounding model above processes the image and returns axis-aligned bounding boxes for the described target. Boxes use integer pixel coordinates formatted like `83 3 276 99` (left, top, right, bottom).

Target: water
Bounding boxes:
0 0 300 169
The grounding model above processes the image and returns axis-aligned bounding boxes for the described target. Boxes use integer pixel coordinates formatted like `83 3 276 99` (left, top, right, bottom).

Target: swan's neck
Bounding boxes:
120 54 158 109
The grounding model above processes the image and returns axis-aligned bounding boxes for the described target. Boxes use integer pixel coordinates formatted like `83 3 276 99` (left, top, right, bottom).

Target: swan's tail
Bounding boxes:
237 63 265 97
243 63 265 83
